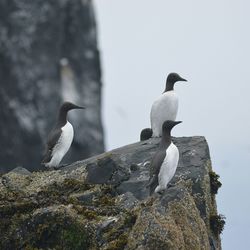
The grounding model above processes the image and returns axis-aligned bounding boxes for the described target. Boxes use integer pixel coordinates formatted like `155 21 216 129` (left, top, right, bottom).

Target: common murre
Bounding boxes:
148 120 182 194
41 102 85 168
150 73 187 137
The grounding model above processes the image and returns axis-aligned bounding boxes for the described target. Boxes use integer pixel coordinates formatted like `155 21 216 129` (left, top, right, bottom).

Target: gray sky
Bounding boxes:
94 1 250 249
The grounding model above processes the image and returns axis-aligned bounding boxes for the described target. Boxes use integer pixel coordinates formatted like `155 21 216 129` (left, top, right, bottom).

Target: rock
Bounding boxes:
9 167 31 175
0 137 223 249
4 205 94 249
0 0 104 173
117 192 139 210
127 187 210 250
140 128 153 141
98 217 119 231
71 190 97 206
86 158 118 184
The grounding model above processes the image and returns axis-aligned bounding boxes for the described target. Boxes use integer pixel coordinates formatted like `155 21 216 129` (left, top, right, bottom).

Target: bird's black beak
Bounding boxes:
77 106 85 109
178 77 187 82
74 105 85 110
173 121 182 126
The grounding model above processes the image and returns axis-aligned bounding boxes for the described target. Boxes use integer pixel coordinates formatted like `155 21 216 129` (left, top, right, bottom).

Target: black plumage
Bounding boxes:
41 102 85 167
148 120 182 195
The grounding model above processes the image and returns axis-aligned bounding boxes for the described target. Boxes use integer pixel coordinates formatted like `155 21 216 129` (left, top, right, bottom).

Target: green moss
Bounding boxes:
73 205 99 220
24 246 39 250
100 184 116 196
62 178 92 192
44 179 92 196
102 210 137 248
60 223 90 250
24 245 39 250
123 212 137 228
97 152 113 161
106 232 129 250
0 189 19 202
91 185 116 207
12 210 93 250
0 200 37 217
96 195 115 206
35 179 94 207
209 171 222 195
210 214 226 236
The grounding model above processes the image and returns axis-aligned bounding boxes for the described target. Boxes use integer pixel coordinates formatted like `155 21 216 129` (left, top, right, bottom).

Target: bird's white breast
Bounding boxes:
49 121 74 167
155 143 179 193
150 91 178 137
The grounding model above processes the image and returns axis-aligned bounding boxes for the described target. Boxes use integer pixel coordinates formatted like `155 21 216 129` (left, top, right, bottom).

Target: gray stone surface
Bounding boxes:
9 166 31 175
0 0 104 173
118 192 139 210
0 136 222 249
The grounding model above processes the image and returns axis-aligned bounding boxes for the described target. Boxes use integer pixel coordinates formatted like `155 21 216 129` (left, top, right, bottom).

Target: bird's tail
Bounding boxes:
41 149 52 165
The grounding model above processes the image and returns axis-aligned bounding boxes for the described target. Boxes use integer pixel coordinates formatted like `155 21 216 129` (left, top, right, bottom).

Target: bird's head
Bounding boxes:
162 120 182 133
167 73 187 84
61 102 85 112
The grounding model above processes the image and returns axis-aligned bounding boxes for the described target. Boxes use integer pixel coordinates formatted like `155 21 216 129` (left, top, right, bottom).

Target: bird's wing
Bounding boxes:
150 98 161 131
41 128 62 164
148 149 166 194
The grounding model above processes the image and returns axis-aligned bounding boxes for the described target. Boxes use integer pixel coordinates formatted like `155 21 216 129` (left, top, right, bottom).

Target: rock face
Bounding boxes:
0 0 104 173
0 137 223 249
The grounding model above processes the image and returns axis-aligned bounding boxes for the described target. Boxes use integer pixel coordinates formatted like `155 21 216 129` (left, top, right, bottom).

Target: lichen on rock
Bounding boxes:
0 136 223 249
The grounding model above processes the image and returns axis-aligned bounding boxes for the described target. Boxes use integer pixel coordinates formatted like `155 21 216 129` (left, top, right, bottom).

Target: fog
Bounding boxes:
94 0 250 249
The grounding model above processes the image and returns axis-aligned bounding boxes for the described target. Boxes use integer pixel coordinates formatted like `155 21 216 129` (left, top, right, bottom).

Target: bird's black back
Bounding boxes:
149 149 167 194
41 127 62 164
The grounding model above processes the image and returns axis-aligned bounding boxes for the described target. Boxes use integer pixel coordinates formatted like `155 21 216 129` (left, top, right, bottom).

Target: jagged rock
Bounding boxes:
86 158 118 184
9 166 31 175
118 192 139 210
0 137 223 249
127 187 210 250
0 0 104 173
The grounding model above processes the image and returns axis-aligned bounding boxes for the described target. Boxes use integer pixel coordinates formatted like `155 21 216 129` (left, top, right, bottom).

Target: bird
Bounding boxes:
148 120 182 195
150 73 187 137
41 102 85 168
140 128 153 141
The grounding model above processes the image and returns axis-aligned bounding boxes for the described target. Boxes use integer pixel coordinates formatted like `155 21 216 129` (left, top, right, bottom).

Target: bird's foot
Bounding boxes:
53 164 69 170
157 190 165 195
152 133 161 138
43 165 56 171
155 186 165 195
43 164 66 171
167 183 175 189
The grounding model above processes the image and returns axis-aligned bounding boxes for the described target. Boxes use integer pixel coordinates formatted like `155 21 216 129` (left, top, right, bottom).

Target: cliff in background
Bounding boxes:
0 137 224 249
0 0 104 173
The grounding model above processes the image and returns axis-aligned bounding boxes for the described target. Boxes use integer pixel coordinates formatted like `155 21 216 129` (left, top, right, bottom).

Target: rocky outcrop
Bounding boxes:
0 137 224 249
0 0 104 173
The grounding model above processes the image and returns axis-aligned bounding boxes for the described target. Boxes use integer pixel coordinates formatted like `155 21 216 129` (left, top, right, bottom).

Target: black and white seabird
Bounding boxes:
41 102 85 168
140 128 153 141
150 73 187 137
148 120 182 195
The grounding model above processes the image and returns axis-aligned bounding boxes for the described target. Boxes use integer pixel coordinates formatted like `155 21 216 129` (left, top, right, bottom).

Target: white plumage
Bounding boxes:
150 90 178 137
45 121 74 168
154 142 179 193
